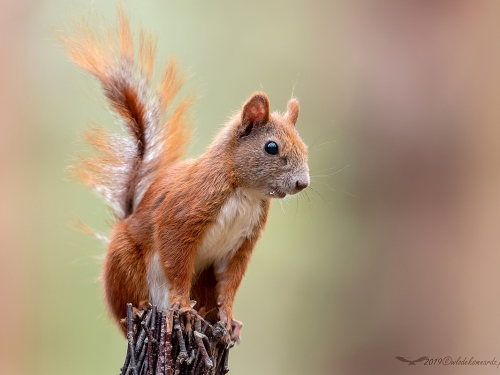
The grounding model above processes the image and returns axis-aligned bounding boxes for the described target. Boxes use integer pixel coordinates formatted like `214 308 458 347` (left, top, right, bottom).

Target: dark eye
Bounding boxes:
264 141 279 155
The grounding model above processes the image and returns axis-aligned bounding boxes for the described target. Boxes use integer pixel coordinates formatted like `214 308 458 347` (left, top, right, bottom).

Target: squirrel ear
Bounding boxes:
240 92 270 136
285 98 300 126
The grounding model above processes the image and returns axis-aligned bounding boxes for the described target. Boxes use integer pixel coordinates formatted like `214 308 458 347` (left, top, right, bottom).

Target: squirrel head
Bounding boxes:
229 92 309 199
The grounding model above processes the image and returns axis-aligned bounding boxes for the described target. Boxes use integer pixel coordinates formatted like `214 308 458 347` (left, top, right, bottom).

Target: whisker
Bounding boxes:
303 190 314 219
309 141 331 151
297 192 304 219
303 190 312 205
310 165 349 175
294 193 299 222
307 133 328 151
310 179 336 191
309 148 331 154
308 186 328 204
311 180 359 198
310 165 349 178
310 166 344 174
291 76 299 98
279 199 286 213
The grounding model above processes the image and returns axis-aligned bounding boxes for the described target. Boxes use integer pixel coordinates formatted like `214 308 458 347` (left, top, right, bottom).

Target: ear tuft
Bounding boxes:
286 98 300 126
241 92 270 131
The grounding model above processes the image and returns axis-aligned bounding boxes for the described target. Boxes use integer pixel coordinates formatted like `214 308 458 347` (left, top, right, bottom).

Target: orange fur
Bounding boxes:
64 10 309 341
62 7 192 220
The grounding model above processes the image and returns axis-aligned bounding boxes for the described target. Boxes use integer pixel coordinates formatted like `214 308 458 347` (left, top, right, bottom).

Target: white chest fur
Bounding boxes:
195 187 264 273
147 188 264 309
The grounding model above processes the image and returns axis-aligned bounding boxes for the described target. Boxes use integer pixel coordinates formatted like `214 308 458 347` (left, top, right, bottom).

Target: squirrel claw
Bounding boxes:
230 319 243 344
171 302 181 310
218 311 243 344
178 306 204 320
170 302 197 315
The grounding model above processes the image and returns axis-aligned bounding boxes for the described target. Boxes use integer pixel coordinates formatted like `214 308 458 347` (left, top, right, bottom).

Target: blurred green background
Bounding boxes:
2 1 500 374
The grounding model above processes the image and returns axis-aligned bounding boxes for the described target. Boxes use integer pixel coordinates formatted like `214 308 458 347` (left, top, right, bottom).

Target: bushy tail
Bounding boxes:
61 8 192 220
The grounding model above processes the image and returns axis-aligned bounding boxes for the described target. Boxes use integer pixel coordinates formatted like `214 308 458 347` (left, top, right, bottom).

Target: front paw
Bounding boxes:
171 300 203 322
229 319 243 343
218 309 243 344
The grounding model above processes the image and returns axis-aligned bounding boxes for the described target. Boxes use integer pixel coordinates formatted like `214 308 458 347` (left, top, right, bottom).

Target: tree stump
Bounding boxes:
119 303 233 375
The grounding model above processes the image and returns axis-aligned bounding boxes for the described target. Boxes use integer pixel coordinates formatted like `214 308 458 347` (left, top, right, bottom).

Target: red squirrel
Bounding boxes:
62 10 309 342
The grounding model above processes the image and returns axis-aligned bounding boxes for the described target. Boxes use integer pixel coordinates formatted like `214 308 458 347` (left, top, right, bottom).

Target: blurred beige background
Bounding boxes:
2 0 500 374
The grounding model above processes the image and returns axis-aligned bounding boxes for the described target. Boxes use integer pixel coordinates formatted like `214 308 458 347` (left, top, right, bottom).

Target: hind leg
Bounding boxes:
102 222 149 335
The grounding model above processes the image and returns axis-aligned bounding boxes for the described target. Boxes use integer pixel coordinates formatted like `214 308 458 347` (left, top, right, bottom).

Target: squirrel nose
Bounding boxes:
295 179 309 191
